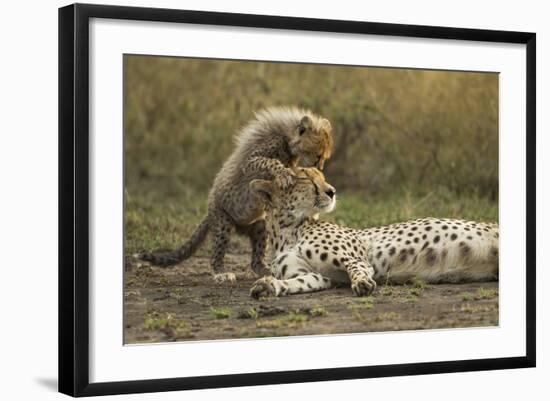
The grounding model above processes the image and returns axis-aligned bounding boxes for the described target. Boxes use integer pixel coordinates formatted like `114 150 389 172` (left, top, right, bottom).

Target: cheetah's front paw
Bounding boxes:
351 276 377 297
250 276 279 299
213 272 236 284
275 169 297 190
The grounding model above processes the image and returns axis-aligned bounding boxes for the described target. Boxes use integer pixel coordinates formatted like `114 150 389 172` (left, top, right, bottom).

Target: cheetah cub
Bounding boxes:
249 168 499 298
140 107 333 283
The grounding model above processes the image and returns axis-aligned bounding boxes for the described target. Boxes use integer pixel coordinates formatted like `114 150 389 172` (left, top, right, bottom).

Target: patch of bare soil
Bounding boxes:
124 253 499 344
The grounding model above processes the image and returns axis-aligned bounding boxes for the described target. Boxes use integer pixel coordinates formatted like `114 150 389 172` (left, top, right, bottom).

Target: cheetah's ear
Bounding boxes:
320 118 332 132
298 115 313 135
250 179 275 207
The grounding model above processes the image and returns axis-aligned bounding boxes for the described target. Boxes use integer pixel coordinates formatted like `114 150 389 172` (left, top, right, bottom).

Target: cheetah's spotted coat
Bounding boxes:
250 168 499 298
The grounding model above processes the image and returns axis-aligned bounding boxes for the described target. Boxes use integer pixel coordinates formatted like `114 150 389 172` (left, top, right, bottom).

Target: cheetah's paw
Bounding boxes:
275 169 297 190
250 276 279 299
351 276 377 297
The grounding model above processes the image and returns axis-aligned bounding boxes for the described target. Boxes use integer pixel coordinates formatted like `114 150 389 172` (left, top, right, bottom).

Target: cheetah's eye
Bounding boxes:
312 183 320 197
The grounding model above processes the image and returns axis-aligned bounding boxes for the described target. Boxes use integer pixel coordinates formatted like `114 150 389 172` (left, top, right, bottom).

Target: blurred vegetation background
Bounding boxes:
124 55 498 256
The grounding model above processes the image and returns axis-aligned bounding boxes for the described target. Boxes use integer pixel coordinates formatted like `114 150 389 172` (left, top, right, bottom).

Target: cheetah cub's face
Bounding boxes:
289 115 333 170
250 167 336 221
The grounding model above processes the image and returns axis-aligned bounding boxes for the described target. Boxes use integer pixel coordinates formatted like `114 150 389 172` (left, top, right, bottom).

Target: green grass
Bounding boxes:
460 288 498 302
475 287 499 300
411 278 431 290
209 307 232 319
406 294 419 303
143 312 189 337
126 189 498 258
240 307 259 320
379 286 395 296
309 306 328 317
125 192 207 256
348 296 375 310
326 189 498 230
461 292 474 302
285 312 308 323
144 315 172 331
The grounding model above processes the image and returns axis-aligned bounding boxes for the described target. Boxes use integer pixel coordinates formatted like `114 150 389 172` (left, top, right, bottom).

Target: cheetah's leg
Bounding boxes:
250 251 332 298
247 220 270 276
343 258 377 296
209 210 236 283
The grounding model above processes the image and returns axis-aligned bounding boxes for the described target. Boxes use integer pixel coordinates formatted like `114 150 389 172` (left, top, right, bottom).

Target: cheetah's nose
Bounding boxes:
325 188 336 199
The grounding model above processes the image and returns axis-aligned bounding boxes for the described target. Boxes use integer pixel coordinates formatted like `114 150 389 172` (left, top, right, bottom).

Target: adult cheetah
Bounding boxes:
249 168 499 298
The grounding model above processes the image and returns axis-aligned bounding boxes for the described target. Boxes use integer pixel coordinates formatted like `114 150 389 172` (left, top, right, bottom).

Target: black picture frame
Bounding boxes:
58 3 536 397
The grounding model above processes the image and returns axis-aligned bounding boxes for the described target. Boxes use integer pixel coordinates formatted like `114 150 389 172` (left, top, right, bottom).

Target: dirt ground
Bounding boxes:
124 252 499 344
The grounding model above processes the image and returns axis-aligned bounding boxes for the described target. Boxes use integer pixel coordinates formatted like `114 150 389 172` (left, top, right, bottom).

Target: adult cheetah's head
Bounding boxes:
250 167 336 221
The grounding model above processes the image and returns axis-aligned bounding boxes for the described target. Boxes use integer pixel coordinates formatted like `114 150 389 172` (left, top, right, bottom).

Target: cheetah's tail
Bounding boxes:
139 218 210 267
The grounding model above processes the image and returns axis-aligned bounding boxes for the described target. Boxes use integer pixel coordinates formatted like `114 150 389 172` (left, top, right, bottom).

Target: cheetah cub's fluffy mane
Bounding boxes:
234 107 333 170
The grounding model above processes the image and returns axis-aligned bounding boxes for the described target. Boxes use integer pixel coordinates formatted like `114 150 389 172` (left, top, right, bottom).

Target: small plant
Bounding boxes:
247 307 259 319
309 306 328 317
209 307 232 319
411 278 431 289
459 288 497 302
286 311 308 323
255 311 309 329
379 286 394 296
461 292 474 301
360 296 375 309
143 312 189 337
348 296 375 310
408 287 422 297
144 314 172 331
171 288 184 297
406 294 418 303
238 307 259 319
475 287 498 300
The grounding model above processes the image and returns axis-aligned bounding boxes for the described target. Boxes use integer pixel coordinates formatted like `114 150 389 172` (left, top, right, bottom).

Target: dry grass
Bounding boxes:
124 56 498 200
123 56 498 257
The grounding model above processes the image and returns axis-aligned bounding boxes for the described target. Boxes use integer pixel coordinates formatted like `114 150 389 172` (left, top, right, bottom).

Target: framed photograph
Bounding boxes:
59 3 536 397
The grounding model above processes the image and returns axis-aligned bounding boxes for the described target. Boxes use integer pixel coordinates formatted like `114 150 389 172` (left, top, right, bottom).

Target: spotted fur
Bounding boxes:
249 168 498 298
140 107 333 282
